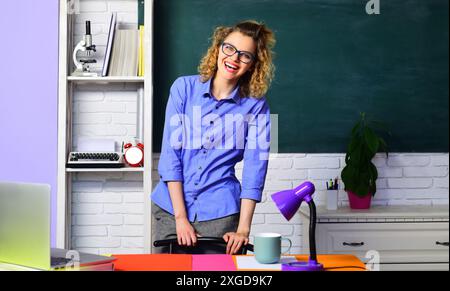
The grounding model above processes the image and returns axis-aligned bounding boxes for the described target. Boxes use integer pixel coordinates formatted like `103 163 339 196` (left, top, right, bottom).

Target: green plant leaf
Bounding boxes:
345 152 350 164
354 181 370 197
370 182 377 196
349 146 363 166
348 136 361 155
351 120 362 137
341 165 357 191
368 162 378 181
364 127 379 156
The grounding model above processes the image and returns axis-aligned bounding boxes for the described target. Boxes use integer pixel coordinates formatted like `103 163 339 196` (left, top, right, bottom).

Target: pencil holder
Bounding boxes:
326 190 338 210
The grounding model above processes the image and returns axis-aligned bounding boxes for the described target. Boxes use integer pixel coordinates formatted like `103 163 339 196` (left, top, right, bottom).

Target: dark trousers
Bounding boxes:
151 202 239 254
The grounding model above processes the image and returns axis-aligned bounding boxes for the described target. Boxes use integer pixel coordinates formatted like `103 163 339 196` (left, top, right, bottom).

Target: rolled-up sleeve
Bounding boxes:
241 98 271 202
158 78 186 182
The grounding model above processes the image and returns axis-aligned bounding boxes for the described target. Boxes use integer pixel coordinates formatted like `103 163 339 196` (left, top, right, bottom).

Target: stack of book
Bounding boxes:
102 11 145 77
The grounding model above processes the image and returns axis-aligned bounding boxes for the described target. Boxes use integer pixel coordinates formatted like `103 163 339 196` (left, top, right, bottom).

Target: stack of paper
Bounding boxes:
234 256 298 271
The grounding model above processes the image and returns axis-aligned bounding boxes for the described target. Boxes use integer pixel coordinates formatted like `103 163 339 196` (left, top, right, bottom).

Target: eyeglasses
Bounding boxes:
221 42 255 64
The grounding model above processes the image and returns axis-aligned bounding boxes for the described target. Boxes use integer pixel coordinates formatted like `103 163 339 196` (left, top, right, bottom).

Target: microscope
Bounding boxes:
72 21 98 77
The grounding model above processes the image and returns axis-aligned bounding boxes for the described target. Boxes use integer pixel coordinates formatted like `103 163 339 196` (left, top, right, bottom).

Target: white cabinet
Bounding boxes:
300 205 449 271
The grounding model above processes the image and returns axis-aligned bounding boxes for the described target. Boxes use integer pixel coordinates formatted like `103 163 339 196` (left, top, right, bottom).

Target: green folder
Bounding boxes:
138 0 145 27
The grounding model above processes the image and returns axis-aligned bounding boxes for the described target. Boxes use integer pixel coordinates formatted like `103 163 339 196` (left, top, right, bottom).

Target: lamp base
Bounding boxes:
282 260 324 271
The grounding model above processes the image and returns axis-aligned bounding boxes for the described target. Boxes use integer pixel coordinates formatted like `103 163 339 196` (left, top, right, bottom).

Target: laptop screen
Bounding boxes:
0 182 51 270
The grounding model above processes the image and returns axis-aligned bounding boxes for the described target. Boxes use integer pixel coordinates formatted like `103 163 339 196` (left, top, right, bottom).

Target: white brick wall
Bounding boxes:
71 172 145 255
72 83 140 149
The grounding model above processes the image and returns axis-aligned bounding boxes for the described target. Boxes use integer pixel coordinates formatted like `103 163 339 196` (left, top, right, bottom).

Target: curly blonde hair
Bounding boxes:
198 20 276 99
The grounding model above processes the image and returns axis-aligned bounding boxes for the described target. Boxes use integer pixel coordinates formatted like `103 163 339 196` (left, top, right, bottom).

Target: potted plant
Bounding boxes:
341 113 389 209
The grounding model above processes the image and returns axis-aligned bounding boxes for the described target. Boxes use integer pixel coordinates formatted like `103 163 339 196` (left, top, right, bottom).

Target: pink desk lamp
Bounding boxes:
271 181 324 271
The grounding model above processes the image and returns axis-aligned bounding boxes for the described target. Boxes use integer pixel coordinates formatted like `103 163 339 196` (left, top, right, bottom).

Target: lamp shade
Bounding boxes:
271 181 315 221
271 181 323 271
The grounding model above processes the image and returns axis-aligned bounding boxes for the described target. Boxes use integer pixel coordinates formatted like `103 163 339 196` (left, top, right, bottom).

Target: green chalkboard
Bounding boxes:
153 0 449 153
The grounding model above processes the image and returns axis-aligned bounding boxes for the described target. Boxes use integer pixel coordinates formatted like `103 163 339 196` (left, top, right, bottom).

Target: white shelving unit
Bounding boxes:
67 76 145 83
65 168 145 173
57 0 154 253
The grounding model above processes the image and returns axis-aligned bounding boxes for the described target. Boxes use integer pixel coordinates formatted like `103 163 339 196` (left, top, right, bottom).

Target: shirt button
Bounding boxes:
194 183 198 186
198 166 202 170
210 120 214 125
215 105 219 109
203 150 207 154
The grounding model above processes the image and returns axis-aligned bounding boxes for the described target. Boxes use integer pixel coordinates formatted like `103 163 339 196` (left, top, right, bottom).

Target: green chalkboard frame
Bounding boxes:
153 0 449 153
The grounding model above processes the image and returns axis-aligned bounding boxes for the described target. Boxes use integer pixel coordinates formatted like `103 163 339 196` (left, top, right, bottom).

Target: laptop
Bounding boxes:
0 182 116 271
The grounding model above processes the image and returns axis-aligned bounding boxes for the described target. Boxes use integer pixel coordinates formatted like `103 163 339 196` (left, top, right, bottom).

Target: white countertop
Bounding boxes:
299 205 449 222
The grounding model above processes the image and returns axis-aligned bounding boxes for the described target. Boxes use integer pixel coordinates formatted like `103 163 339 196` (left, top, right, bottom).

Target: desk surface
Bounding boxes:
111 254 366 271
1 254 365 271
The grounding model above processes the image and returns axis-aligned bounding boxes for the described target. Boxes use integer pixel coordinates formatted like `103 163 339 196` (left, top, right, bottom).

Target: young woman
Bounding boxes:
151 20 276 255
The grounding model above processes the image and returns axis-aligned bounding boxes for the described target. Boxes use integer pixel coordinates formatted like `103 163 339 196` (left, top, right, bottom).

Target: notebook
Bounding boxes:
102 12 117 77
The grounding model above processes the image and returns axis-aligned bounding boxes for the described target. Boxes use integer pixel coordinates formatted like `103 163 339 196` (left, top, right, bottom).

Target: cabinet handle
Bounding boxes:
436 241 449 247
343 242 365 247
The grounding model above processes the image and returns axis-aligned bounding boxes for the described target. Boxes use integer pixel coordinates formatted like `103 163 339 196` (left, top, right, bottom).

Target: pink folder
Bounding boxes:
192 255 237 271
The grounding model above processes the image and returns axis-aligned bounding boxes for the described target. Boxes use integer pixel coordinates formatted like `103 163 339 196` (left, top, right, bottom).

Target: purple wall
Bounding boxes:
0 0 59 246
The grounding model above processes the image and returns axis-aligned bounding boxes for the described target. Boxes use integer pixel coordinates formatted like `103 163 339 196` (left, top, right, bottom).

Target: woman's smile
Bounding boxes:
224 59 240 73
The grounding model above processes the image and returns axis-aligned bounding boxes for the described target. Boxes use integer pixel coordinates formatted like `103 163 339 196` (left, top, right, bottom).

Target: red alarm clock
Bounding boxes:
123 142 144 167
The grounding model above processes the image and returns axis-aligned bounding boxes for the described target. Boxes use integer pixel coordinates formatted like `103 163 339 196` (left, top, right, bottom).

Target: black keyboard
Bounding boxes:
51 256 72 266
66 152 124 168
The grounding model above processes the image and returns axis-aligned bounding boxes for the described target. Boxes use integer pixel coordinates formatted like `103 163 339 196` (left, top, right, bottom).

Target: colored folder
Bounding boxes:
192 255 237 271
112 254 192 271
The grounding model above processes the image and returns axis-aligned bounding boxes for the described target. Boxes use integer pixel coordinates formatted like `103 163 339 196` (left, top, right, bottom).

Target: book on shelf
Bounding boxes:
138 25 145 77
108 29 139 77
67 13 75 75
138 0 145 28
102 12 117 77
80 4 145 78
138 0 145 77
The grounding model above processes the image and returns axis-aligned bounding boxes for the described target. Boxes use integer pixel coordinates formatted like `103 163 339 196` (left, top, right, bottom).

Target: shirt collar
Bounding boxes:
200 77 241 105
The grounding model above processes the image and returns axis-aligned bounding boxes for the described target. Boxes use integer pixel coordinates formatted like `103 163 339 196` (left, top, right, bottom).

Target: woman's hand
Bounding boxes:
223 232 249 255
175 217 198 247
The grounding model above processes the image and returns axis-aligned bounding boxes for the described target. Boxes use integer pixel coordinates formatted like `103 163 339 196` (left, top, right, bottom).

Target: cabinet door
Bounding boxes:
316 222 449 264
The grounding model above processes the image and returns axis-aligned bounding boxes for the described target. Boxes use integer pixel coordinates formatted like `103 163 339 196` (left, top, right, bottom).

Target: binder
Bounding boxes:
138 0 145 27
102 12 117 77
139 25 145 76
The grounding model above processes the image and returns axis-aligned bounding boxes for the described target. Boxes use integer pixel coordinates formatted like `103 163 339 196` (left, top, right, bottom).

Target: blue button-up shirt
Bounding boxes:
151 75 270 222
